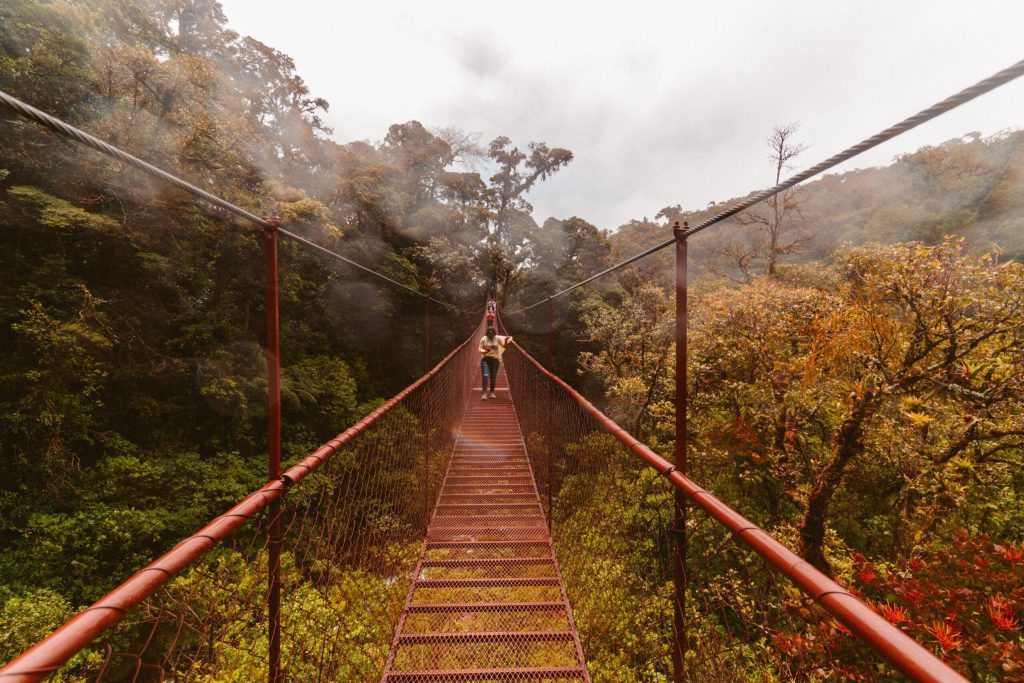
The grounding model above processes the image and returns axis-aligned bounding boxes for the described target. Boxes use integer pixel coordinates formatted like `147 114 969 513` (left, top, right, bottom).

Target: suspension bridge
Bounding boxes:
2 59 1024 682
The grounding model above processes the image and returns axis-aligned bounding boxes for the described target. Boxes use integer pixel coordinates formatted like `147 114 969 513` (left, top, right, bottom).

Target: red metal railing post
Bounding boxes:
522 307 529 357
264 215 284 683
423 296 431 532
546 380 553 529
545 296 555 526
450 306 456 348
518 307 529 460
672 220 689 682
546 296 554 369
423 297 430 373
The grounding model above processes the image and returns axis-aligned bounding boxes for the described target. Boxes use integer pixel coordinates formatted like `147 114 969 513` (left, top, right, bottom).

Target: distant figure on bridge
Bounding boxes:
479 325 512 400
486 299 497 324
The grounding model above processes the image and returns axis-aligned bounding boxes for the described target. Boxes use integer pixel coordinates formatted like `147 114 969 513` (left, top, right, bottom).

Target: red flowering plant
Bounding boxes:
772 532 1024 680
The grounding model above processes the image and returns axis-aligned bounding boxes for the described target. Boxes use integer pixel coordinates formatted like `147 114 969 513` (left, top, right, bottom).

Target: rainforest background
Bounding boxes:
1 1 1023 679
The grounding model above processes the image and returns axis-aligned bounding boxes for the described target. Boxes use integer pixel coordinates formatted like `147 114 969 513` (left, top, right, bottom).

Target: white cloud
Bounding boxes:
219 0 1024 230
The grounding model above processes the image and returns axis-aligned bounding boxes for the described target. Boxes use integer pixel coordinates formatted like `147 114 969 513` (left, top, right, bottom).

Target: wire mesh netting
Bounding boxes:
381 351 590 682
503 343 938 682
6 318 962 682
22 335 478 682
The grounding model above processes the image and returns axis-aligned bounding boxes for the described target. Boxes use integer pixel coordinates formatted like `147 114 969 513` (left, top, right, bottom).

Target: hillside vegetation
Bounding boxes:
1 1 1023 680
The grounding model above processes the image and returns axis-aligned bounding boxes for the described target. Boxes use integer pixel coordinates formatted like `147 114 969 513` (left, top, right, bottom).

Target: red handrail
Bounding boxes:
0 337 473 682
507 340 967 683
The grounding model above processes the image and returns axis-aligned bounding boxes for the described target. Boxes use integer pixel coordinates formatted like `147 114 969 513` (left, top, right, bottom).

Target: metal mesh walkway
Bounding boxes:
381 365 590 682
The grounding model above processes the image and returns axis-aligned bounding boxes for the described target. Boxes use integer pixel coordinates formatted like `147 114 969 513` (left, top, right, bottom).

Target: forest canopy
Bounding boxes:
2 1 1023 680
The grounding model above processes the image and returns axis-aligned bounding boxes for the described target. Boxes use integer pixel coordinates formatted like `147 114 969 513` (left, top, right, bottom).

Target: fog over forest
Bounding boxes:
1 2 1023 680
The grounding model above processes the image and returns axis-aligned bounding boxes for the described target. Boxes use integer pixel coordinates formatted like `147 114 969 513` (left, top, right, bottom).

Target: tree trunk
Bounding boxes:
890 484 914 556
500 271 512 308
799 391 874 575
633 344 669 440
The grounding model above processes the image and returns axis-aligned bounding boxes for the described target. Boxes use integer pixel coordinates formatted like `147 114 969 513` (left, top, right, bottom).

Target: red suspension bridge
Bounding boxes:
2 59 1024 682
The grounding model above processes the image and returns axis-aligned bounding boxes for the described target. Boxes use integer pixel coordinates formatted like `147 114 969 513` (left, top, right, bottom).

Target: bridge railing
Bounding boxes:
502 340 967 682
0 329 478 681
0 86 482 682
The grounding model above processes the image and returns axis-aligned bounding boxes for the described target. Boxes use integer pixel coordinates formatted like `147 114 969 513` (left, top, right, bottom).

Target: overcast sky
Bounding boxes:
218 0 1024 231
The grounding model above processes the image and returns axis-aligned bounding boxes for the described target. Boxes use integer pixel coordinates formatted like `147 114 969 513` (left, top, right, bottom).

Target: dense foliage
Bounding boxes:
2 0 1023 680
559 241 1024 679
0 0 578 669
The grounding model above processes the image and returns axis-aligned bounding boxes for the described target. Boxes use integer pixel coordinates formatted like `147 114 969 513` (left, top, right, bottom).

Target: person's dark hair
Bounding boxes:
486 326 496 338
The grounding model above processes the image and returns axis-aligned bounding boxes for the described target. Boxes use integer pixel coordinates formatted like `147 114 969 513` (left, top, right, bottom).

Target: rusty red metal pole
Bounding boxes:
516 306 528 445
423 297 430 373
522 307 529 357
264 216 283 683
546 296 554 369
672 220 688 682
423 296 431 531
546 380 553 530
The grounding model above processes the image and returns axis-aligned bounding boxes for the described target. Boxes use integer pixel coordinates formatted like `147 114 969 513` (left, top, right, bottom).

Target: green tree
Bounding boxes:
485 136 573 301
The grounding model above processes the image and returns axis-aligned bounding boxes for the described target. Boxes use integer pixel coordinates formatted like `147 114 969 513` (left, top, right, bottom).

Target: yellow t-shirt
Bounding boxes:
479 334 511 360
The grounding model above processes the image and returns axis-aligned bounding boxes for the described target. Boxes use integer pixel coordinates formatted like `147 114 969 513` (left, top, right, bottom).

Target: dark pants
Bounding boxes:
481 357 499 392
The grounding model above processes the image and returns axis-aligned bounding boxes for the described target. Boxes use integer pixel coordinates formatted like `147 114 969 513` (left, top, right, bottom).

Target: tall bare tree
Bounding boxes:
740 123 811 277
707 123 812 280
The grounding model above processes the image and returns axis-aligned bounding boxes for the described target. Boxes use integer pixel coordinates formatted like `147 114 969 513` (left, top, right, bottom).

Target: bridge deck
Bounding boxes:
381 366 590 682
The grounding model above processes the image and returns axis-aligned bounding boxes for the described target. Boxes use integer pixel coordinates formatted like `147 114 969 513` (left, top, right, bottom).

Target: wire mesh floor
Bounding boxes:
381 366 590 682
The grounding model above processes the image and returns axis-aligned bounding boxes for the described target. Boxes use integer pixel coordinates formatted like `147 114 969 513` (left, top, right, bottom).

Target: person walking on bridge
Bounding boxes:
479 325 512 400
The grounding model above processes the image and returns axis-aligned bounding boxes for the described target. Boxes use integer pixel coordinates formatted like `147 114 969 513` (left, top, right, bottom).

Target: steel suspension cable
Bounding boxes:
0 89 272 227
0 88 455 310
515 58 1024 312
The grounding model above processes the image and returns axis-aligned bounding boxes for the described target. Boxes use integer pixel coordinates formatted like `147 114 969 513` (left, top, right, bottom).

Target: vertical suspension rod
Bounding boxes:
423 296 431 532
522 307 529 357
264 216 283 683
423 297 431 373
546 296 554 369
672 220 689 682
450 306 456 349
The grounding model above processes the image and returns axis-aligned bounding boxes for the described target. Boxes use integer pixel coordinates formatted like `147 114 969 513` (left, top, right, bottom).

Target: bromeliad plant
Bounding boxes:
774 532 1024 680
